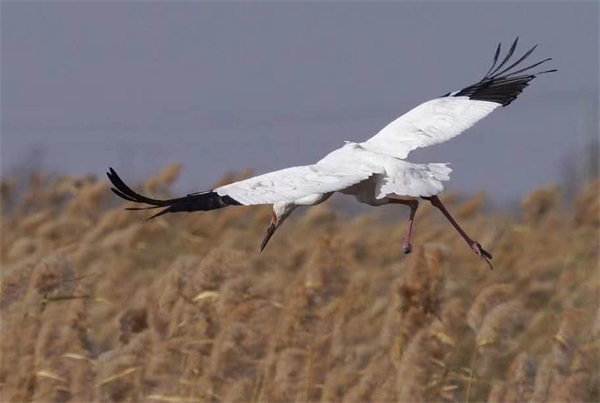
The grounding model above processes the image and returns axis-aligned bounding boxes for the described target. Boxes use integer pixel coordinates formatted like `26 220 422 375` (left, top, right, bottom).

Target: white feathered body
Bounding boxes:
216 140 452 209
214 97 503 209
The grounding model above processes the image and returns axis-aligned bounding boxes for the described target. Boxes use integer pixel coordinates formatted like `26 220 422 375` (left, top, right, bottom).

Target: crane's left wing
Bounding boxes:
362 38 555 159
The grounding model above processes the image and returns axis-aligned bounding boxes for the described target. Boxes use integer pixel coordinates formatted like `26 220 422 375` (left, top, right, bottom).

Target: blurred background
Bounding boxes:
2 2 598 208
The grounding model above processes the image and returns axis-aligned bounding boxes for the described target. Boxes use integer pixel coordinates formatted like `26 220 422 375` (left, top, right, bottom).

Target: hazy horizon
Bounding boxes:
2 1 598 207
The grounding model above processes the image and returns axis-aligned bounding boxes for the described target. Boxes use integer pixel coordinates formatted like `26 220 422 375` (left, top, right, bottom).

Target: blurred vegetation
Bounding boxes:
0 165 598 402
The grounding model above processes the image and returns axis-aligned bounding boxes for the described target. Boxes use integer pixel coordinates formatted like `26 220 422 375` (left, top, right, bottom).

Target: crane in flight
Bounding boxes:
108 38 555 269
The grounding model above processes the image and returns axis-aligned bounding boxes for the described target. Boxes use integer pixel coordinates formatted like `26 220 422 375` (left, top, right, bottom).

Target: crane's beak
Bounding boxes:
260 213 277 253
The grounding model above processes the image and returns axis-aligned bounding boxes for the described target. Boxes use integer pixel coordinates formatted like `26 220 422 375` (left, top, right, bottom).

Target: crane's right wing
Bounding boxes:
362 38 555 159
215 163 373 205
107 148 374 219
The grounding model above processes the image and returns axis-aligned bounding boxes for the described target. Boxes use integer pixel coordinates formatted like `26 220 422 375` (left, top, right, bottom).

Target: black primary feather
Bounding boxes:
445 38 556 107
482 42 502 80
487 37 520 78
107 168 241 220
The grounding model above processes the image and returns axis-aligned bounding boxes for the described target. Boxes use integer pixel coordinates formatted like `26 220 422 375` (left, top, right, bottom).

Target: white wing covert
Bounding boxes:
215 143 379 205
363 97 499 159
363 38 555 159
215 164 373 205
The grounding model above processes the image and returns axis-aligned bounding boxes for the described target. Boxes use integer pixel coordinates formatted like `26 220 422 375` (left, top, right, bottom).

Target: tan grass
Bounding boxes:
0 172 598 402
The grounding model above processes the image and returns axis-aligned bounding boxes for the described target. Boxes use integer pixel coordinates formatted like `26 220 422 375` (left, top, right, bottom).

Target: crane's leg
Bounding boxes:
422 195 493 269
388 199 419 254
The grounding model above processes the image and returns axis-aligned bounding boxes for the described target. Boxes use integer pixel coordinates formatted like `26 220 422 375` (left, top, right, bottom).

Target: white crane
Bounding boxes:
108 38 555 268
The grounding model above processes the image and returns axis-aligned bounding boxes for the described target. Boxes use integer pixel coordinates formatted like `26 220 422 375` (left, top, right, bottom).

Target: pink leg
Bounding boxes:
422 195 493 269
389 199 419 254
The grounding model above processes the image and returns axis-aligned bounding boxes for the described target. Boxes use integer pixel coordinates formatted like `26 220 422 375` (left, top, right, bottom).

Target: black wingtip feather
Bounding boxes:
147 209 171 221
483 42 502 79
107 167 242 219
110 187 138 203
488 37 519 78
107 168 170 206
492 44 539 78
448 38 555 107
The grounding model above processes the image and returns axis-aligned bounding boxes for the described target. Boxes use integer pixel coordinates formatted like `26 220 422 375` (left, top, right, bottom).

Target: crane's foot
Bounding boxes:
471 241 493 270
403 243 413 254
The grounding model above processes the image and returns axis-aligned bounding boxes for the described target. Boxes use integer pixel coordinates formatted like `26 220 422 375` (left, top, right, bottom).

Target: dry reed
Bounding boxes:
1 169 598 402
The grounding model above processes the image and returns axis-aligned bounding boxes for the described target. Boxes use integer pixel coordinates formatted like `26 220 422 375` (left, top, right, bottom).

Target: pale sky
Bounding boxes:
2 1 598 206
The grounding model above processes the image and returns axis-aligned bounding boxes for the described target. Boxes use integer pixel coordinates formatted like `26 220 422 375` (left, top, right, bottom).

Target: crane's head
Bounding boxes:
260 202 297 252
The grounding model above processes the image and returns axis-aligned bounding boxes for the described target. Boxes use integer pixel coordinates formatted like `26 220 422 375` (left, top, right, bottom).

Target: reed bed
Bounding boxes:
1 167 598 402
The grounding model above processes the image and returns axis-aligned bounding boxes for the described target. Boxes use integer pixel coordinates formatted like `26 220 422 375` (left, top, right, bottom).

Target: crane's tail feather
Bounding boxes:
107 167 241 220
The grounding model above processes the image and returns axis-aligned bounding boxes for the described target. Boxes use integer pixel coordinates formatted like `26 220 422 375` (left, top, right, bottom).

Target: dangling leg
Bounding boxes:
422 195 493 269
388 199 419 254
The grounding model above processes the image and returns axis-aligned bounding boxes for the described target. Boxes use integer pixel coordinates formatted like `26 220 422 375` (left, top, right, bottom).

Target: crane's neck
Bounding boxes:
261 193 332 252
273 193 333 230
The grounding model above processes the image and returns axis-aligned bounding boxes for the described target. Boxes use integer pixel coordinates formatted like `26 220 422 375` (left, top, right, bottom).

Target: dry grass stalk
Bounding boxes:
1 171 598 402
549 372 592 402
476 300 530 356
521 186 560 225
502 352 536 403
467 283 515 333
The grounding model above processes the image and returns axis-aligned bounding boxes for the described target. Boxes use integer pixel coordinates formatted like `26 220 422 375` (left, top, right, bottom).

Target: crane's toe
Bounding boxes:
403 244 413 254
471 241 493 270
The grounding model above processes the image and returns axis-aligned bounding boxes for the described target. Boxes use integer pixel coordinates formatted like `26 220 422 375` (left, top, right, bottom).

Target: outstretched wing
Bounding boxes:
363 38 556 159
215 163 372 205
107 146 373 218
